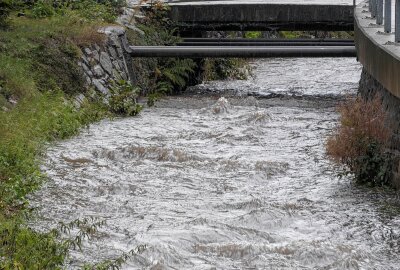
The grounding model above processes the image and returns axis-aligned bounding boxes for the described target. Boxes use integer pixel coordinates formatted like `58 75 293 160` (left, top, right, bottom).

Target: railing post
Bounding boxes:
385 0 392 32
396 0 400 41
377 0 384 24
372 0 377 17
369 0 372 11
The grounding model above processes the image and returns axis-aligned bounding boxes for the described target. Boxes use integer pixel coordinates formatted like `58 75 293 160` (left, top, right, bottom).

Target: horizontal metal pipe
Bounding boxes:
181 38 355 43
176 41 355 47
129 46 357 58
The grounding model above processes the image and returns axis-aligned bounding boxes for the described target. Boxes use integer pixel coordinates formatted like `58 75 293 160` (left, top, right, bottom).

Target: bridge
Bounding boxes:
167 0 357 32
130 0 360 58
128 0 400 99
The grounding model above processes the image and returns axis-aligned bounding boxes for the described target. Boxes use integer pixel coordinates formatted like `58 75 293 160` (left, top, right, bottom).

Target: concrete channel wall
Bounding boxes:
355 1 400 187
355 1 400 98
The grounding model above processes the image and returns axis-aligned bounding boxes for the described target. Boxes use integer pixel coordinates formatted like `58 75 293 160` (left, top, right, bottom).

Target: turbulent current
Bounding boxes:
30 58 400 269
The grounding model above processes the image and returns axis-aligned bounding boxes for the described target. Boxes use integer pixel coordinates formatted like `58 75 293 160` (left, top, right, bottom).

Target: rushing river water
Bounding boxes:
30 58 400 269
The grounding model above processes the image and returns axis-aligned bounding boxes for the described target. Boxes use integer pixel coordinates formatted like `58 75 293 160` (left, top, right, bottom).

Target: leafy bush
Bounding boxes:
326 95 393 186
0 0 11 28
203 58 251 81
0 220 67 269
245 31 262 39
31 0 55 18
128 1 197 105
82 245 147 270
109 80 143 116
155 58 196 93
0 216 120 269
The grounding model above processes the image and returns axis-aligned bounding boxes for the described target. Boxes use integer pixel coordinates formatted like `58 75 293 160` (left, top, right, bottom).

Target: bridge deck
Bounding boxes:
169 0 360 5
166 0 360 31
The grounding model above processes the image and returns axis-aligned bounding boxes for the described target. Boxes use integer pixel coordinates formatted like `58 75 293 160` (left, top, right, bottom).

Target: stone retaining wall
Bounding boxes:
78 26 133 98
359 68 400 188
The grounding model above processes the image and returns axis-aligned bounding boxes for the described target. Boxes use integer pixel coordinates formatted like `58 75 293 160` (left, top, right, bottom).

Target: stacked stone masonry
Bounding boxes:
79 26 133 98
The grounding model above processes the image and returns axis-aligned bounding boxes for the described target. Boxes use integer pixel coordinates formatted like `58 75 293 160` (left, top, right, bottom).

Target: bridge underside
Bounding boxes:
167 3 355 32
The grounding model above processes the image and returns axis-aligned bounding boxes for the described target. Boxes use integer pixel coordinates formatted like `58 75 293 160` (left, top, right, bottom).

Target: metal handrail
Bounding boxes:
367 0 400 41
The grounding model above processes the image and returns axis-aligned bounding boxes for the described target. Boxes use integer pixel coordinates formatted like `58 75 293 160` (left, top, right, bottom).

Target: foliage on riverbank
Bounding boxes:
326 95 393 186
128 1 251 105
279 31 354 39
203 58 251 81
127 1 197 105
0 1 129 268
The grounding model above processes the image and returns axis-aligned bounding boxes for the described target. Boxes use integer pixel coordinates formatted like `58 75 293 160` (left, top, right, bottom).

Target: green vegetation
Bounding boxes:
0 1 134 268
326 95 393 186
0 0 11 28
109 80 143 116
279 31 304 39
279 31 354 39
203 58 251 81
127 1 198 106
244 31 262 39
82 245 146 270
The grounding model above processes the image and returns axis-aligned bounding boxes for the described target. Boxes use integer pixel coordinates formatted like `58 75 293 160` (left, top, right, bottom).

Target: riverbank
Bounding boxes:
0 7 117 266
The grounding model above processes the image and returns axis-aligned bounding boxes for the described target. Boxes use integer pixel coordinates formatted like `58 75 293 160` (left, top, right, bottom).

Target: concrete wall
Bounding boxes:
355 2 400 187
354 3 400 98
168 3 354 31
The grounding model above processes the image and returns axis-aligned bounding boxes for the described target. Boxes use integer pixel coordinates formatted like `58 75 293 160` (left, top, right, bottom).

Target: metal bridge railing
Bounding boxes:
368 0 400 41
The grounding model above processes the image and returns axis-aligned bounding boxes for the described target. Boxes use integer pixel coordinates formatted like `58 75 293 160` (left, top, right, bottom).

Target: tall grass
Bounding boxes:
0 92 106 268
0 9 111 268
326 95 393 185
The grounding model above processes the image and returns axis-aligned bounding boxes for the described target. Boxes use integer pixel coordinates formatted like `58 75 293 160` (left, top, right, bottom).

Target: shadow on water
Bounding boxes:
29 58 400 269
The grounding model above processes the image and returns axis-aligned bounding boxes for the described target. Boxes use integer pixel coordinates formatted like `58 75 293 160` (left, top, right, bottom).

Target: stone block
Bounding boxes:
98 25 125 36
93 79 110 96
117 47 124 57
92 50 100 62
94 44 101 52
108 46 118 59
82 55 89 65
112 69 123 81
118 60 126 71
121 71 128 81
82 63 90 73
84 48 92 56
113 60 121 71
74 94 86 108
93 65 104 77
85 70 93 77
126 24 145 35
85 76 92 86
100 52 113 75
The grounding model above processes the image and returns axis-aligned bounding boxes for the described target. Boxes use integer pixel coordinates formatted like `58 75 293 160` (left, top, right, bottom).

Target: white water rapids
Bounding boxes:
30 58 400 269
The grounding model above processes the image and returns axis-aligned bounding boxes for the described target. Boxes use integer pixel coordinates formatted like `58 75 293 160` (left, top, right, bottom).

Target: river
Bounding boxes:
30 58 400 269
